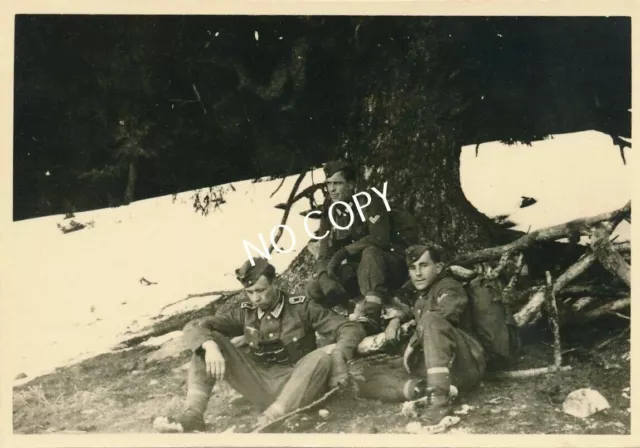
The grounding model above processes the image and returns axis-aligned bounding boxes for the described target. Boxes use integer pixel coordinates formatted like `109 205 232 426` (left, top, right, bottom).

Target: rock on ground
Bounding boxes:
562 388 610 418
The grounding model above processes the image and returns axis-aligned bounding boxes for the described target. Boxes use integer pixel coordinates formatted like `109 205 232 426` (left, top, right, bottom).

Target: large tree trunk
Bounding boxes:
344 25 508 254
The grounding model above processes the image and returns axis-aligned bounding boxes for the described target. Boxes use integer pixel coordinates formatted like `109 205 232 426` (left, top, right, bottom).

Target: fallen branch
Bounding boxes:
448 265 478 281
610 311 630 321
486 365 572 379
451 201 630 266
514 289 545 327
506 253 525 290
514 248 599 327
252 386 340 433
545 272 562 368
568 296 599 313
581 298 630 322
590 223 631 287
139 277 158 286
159 289 242 312
559 285 629 298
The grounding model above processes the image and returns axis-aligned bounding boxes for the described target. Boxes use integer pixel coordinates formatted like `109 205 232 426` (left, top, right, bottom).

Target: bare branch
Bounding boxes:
268 170 307 254
590 223 631 287
451 201 630 266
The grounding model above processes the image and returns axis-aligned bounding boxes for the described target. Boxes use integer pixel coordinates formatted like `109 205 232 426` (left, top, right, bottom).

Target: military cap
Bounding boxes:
323 160 354 179
235 257 275 287
405 243 445 265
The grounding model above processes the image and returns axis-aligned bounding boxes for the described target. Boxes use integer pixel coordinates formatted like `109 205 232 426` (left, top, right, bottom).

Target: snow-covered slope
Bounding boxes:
4 130 632 385
5 171 326 385
461 131 631 242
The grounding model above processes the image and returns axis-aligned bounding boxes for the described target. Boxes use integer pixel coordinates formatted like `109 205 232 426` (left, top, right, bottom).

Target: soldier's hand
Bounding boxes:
327 248 349 278
384 318 402 345
202 340 226 381
329 350 349 389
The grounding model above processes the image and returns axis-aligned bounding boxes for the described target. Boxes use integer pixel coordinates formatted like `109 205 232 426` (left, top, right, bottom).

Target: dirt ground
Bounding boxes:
13 312 630 435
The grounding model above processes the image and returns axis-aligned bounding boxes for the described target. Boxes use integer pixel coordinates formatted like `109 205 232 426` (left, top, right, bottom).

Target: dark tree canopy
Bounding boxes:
14 15 630 252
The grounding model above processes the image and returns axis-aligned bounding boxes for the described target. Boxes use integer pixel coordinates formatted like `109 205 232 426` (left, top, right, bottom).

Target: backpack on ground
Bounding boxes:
464 276 521 370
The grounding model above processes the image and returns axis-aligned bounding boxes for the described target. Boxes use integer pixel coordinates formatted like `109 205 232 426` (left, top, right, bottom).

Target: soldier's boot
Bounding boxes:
355 295 383 335
255 402 286 429
154 352 213 433
422 367 453 426
156 409 206 433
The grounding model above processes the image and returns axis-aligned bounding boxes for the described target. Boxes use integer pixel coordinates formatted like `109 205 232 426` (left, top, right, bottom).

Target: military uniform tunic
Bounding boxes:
307 195 408 304
182 290 365 414
401 276 486 394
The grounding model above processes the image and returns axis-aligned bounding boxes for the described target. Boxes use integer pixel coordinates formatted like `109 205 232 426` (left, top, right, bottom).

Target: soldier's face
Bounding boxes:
326 171 355 203
408 250 443 291
245 275 279 309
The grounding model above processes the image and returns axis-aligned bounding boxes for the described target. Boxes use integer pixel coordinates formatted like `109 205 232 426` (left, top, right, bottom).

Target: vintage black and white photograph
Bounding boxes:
6 11 632 438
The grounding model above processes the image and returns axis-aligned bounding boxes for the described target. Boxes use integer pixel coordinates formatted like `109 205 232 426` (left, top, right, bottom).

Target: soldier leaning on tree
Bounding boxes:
305 160 415 335
155 257 366 432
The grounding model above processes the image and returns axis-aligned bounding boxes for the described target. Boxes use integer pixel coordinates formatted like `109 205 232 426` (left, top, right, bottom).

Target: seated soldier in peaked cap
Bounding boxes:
305 160 411 336
394 243 486 425
155 257 366 432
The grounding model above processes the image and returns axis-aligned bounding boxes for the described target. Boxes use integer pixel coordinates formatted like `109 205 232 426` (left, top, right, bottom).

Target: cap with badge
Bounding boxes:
323 160 354 179
405 244 429 265
235 257 275 287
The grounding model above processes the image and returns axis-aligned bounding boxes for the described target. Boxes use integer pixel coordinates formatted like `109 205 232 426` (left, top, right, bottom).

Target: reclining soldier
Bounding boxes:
157 257 366 432
305 160 410 335
393 243 486 425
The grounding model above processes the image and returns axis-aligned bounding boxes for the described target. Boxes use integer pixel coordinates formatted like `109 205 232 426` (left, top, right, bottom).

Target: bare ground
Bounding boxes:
13 308 630 435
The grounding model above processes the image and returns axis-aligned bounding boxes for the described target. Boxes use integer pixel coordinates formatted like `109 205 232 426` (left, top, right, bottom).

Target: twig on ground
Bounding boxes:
610 311 630 321
252 386 340 433
596 327 630 350
486 365 572 379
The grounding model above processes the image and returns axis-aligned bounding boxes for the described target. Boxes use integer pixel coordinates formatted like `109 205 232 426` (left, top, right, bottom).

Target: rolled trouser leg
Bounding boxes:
418 312 486 395
264 348 332 419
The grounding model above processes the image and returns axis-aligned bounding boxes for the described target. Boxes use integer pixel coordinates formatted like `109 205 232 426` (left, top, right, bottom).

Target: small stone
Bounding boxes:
318 409 330 419
406 422 422 433
149 380 159 386
14 372 27 380
454 404 474 415
562 388 610 418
